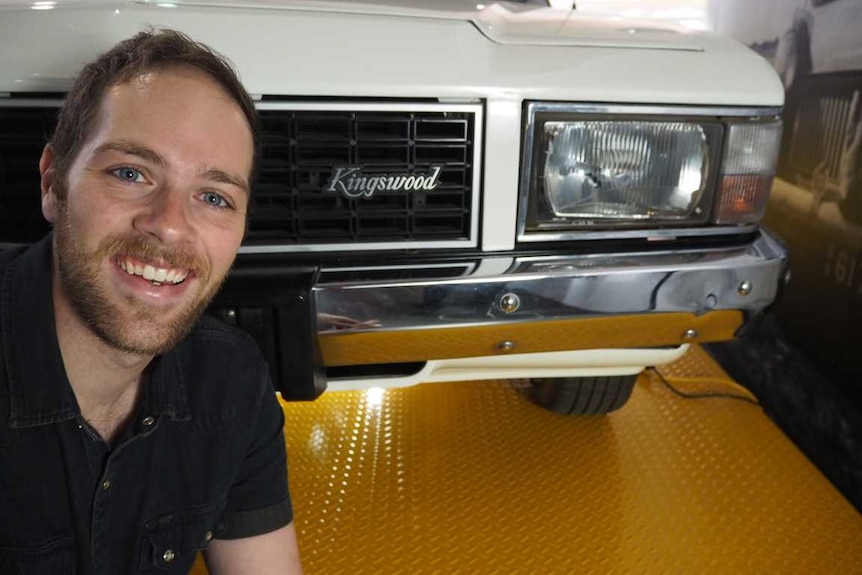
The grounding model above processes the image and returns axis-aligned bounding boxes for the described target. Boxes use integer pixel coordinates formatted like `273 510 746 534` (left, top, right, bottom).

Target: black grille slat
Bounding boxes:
413 213 466 235
356 143 411 164
300 213 354 238
415 119 469 141
415 143 469 164
0 107 56 242
293 115 352 140
357 117 410 141
295 143 351 164
0 105 476 249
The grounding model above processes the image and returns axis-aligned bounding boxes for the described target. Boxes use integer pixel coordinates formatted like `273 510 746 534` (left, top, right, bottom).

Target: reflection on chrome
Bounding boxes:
318 313 381 331
314 230 787 334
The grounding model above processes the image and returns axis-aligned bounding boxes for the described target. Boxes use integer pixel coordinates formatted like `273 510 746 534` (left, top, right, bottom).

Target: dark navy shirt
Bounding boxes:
0 237 292 574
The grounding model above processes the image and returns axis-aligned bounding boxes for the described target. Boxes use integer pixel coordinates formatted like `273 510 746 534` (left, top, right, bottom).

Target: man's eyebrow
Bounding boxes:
94 141 249 194
200 168 249 195
93 141 166 167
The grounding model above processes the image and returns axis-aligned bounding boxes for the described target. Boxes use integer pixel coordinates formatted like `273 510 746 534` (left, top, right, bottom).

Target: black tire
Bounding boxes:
528 375 637 416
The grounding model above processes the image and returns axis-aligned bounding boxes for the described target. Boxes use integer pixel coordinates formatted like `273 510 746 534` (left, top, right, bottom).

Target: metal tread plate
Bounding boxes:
193 345 861 573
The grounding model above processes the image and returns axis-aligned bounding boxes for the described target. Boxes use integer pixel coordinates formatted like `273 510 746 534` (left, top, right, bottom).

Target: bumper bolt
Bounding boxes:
738 281 753 296
683 329 698 340
497 341 516 353
500 293 521 313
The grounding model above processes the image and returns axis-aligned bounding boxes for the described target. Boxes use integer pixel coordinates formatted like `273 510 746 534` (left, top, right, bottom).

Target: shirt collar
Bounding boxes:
2 235 190 429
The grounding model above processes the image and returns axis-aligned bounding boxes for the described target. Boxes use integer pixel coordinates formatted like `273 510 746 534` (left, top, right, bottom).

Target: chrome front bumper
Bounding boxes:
314 230 788 337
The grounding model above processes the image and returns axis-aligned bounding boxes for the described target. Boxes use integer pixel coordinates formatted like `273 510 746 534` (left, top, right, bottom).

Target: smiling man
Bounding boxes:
0 30 302 574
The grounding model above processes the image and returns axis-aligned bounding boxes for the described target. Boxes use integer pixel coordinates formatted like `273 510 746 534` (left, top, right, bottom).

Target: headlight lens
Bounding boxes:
543 121 709 220
519 108 725 236
520 104 782 239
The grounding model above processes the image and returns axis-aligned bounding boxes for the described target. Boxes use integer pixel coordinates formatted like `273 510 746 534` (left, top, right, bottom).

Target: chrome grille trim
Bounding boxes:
246 101 482 253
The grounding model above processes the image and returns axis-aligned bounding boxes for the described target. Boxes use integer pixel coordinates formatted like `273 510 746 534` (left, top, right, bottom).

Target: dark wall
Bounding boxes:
712 0 862 408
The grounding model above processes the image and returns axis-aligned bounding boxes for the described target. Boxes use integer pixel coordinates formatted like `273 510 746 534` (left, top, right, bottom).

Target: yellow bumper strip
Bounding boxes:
319 310 743 366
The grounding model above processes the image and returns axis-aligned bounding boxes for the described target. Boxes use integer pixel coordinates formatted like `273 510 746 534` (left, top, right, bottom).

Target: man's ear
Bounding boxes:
39 144 59 223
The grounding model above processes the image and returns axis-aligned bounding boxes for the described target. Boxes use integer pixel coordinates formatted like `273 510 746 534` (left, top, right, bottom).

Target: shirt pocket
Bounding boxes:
0 536 75 575
138 501 226 574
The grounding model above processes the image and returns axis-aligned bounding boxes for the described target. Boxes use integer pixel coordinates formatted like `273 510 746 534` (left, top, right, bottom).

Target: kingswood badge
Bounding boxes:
325 165 444 199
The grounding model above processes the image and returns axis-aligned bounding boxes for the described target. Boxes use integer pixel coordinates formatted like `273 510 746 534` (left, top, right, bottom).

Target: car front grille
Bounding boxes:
0 101 482 252
0 106 56 243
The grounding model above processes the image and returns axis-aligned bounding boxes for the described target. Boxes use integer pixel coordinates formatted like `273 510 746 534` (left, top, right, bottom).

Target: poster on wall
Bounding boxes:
710 0 862 398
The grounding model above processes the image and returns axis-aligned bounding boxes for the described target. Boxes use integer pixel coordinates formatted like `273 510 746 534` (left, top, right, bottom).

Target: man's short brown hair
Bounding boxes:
50 28 260 192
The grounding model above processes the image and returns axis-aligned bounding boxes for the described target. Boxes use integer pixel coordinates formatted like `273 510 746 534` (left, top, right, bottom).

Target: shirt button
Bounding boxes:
141 416 156 428
205 531 213 542
101 480 111 490
163 549 175 563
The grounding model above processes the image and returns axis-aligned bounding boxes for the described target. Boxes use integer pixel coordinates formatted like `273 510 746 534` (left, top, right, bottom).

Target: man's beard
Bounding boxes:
53 200 229 356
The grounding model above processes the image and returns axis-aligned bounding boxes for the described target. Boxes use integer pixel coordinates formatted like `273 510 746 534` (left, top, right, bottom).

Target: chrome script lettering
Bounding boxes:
325 165 443 199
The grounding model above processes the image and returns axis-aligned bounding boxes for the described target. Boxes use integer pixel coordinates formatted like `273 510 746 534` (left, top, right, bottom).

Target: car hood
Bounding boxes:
0 0 702 50
0 0 781 106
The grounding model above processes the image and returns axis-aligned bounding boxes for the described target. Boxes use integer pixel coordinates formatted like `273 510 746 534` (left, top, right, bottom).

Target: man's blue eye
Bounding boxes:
113 167 144 182
202 192 229 209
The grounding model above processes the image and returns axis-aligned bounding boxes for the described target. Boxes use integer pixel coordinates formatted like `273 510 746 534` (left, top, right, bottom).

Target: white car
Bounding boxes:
0 0 787 414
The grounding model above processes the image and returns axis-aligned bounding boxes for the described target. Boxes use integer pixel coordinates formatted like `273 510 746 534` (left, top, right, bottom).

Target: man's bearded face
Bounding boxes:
42 67 252 355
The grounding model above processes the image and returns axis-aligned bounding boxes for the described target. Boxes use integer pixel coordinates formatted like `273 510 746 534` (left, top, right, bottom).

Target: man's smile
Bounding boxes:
116 255 191 286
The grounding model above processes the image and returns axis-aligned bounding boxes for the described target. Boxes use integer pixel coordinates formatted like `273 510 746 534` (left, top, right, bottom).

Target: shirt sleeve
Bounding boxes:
218 368 293 540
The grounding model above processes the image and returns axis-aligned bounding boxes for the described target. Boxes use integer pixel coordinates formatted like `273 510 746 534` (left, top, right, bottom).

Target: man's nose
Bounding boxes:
132 185 195 244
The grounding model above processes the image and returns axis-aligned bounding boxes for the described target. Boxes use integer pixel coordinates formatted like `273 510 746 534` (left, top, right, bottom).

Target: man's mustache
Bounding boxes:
98 236 207 277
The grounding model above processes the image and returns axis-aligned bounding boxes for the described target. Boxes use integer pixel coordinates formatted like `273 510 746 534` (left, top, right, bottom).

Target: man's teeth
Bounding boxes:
119 258 189 284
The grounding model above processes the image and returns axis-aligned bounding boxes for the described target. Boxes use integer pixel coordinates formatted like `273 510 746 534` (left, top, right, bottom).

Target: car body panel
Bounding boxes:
0 3 782 105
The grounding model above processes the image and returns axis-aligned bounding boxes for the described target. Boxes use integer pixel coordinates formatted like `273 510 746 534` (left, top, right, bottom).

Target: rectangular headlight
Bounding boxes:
519 103 781 240
543 121 713 221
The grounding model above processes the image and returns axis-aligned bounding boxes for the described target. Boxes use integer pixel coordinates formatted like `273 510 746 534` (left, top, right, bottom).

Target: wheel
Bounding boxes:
775 27 811 94
528 375 637 416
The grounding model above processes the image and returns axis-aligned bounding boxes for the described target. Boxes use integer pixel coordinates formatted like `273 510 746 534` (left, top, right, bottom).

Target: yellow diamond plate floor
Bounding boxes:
193 345 862 574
